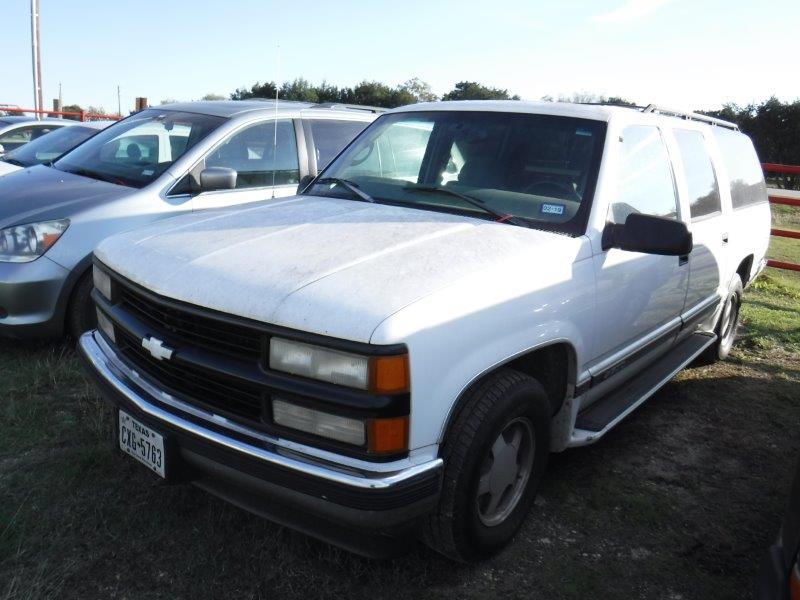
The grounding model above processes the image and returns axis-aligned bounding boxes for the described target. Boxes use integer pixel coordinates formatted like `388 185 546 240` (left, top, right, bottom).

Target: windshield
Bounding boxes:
312 111 606 234
54 110 225 188
2 125 99 167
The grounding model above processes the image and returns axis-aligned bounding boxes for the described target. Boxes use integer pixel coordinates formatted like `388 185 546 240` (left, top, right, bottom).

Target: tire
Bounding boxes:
66 271 97 341
423 368 550 562
700 274 743 363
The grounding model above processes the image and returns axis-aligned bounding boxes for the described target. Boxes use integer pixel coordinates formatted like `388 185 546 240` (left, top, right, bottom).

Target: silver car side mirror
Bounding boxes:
199 167 237 193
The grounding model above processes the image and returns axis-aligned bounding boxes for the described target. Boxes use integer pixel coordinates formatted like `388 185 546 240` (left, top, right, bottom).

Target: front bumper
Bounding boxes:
78 331 442 557
0 256 70 338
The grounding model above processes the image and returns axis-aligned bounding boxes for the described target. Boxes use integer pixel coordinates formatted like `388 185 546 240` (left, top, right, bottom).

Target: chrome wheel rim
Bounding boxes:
476 417 535 527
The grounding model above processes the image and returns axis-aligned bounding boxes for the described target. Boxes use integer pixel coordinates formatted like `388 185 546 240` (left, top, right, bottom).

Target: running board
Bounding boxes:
569 332 716 447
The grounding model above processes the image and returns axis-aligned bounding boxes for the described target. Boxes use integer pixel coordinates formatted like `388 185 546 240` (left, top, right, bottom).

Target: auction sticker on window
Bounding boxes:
119 410 166 478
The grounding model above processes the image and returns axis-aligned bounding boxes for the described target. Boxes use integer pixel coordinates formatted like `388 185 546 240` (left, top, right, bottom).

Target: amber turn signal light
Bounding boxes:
367 416 409 453
369 354 409 394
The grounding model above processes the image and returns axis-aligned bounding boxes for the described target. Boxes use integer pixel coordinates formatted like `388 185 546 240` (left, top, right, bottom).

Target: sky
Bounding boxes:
0 0 797 114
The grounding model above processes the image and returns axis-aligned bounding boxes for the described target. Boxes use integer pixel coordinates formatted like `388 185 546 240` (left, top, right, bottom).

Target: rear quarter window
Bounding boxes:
674 129 721 219
712 128 767 209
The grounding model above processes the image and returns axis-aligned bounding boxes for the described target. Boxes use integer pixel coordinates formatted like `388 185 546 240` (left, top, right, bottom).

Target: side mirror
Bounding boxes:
199 167 237 193
298 174 315 194
602 213 693 256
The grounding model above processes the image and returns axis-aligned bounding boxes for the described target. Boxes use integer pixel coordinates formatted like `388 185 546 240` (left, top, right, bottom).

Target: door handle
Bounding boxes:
722 233 729 245
679 255 689 266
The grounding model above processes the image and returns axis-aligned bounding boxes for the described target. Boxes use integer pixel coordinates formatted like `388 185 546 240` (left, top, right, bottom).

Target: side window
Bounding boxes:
0 126 36 151
205 120 299 189
610 125 678 224
307 119 368 169
711 128 767 209
674 129 721 219
30 126 57 140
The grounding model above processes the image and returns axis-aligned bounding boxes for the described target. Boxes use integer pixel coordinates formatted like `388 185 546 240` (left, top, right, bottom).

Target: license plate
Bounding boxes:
119 410 166 478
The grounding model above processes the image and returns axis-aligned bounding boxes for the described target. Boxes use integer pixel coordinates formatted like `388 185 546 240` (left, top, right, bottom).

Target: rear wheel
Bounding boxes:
423 369 550 562
66 271 96 342
700 274 743 363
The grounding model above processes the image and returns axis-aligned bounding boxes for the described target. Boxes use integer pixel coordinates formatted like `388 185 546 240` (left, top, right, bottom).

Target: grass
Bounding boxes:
0 239 798 598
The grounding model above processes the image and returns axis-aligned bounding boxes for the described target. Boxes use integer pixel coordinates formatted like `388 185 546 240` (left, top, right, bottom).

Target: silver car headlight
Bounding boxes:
0 219 69 263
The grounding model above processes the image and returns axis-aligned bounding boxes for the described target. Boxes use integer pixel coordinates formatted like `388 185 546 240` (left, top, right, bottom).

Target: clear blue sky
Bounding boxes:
0 0 796 113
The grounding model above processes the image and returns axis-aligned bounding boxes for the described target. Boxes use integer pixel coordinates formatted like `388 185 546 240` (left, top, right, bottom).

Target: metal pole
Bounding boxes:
117 85 121 117
30 0 43 120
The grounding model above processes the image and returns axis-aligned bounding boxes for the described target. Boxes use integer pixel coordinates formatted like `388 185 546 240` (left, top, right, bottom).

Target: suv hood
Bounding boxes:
96 196 578 343
0 165 134 228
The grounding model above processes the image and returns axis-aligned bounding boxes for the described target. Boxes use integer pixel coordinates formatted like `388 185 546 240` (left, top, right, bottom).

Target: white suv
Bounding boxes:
80 101 770 561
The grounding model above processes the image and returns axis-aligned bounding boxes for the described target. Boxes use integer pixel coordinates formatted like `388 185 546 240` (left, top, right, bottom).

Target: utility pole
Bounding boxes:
30 0 43 120
117 85 122 117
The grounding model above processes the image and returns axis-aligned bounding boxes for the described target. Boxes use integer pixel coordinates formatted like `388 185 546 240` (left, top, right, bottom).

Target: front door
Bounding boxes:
192 119 301 211
587 125 689 400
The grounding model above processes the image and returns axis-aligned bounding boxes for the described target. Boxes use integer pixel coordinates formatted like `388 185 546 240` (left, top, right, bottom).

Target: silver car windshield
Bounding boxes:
311 111 606 235
54 110 225 188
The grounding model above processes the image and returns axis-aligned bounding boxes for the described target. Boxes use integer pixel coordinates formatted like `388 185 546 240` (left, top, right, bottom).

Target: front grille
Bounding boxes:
119 284 262 360
116 328 264 424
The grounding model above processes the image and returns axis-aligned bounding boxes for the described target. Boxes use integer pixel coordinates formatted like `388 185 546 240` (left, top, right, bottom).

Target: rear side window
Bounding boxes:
674 129 721 219
711 128 767 209
306 119 369 169
610 125 678 224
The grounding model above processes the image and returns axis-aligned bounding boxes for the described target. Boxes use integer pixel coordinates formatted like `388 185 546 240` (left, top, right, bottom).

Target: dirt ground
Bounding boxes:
1 279 798 600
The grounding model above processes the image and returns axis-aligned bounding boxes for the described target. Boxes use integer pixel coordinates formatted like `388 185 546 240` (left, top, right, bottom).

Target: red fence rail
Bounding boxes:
0 105 121 122
763 163 800 272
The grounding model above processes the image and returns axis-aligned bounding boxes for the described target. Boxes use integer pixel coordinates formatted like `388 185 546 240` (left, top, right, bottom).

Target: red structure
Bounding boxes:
0 106 121 122
763 163 800 272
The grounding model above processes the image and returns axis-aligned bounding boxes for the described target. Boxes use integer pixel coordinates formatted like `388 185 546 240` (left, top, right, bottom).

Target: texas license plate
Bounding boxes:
119 410 166 478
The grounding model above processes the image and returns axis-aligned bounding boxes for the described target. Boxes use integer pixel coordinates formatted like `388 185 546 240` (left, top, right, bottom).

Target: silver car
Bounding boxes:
0 116 74 156
0 100 379 339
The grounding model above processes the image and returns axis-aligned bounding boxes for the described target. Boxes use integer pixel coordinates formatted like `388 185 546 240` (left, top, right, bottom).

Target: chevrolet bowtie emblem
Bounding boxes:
141 336 174 361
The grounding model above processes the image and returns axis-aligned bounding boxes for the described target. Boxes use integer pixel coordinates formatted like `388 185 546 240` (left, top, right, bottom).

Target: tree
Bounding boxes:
398 78 438 103
443 81 519 101
160 98 180 105
201 93 226 101
230 81 277 100
61 103 83 120
280 78 319 103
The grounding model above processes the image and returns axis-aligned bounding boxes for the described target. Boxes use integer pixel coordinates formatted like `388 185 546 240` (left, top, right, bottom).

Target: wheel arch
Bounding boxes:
437 340 577 447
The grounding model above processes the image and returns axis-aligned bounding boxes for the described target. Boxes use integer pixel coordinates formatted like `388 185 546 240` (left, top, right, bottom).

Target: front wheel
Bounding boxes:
423 369 550 562
66 271 97 342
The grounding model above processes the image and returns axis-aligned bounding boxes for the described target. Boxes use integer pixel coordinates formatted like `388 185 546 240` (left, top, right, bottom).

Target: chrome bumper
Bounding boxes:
78 331 442 492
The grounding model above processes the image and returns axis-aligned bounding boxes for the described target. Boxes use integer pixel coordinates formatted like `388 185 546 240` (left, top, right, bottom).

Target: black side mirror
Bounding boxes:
298 174 315 194
602 213 693 256
199 167 237 193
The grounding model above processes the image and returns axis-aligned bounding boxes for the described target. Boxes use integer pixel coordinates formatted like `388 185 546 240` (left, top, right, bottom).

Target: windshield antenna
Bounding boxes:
271 43 280 199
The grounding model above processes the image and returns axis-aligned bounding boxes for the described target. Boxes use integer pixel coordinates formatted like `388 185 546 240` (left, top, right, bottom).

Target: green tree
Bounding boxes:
61 103 83 120
280 78 319 102
443 81 520 101
398 78 438 103
201 93 226 101
230 81 277 100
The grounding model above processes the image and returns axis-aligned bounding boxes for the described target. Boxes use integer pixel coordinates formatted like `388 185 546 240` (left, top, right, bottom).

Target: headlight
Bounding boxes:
0 219 69 263
96 308 115 343
272 399 365 446
271 398 409 453
269 337 409 393
93 265 112 300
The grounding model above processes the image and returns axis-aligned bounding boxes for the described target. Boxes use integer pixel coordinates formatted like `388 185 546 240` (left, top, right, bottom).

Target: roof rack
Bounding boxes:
642 104 738 130
310 103 387 114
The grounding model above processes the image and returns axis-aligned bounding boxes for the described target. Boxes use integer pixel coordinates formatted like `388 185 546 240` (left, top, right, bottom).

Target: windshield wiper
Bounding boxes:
313 177 375 203
403 185 528 227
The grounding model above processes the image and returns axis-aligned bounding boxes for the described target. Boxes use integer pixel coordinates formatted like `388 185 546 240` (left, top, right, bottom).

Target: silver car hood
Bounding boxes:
96 196 572 343
0 165 135 228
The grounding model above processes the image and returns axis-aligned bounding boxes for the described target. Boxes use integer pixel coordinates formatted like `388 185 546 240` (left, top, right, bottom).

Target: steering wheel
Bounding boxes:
523 180 581 202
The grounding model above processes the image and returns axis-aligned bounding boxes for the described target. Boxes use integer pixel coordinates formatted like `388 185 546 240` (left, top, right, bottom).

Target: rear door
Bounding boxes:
670 128 727 333
303 118 371 174
587 124 689 400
